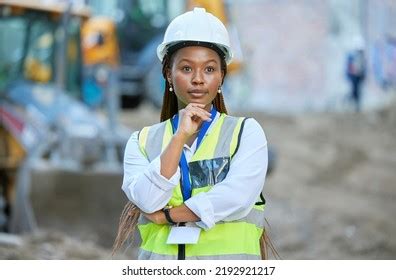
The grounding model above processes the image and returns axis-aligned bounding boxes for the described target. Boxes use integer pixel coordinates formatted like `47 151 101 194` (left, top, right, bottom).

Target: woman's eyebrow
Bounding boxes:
177 58 219 64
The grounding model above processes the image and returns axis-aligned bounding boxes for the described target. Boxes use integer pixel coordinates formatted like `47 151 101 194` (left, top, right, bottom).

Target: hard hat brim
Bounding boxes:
157 40 233 65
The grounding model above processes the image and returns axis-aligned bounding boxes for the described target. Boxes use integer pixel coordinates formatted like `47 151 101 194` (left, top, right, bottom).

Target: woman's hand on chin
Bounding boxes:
176 103 212 139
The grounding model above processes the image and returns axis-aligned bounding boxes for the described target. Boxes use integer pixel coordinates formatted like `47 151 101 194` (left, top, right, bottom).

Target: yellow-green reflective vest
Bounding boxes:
137 113 265 260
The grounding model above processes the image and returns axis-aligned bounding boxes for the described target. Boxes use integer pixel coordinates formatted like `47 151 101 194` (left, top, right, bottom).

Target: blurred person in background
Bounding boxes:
345 36 367 112
114 8 269 260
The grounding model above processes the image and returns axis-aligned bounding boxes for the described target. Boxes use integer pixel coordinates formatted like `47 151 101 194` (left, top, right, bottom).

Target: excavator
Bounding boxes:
0 0 130 237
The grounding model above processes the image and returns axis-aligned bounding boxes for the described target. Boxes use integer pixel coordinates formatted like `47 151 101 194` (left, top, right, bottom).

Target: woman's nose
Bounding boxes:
191 70 204 85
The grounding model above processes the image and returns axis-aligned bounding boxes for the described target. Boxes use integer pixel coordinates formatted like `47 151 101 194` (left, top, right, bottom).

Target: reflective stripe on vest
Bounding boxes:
137 114 265 259
138 248 261 260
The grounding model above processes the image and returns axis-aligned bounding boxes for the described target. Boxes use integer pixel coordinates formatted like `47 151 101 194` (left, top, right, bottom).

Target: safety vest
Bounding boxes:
137 113 265 260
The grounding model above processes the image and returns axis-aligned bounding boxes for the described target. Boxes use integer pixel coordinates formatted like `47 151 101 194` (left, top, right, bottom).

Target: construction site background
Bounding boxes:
1 0 396 259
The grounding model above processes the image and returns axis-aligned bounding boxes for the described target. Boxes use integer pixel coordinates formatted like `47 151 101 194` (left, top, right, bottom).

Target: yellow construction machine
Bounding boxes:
0 0 130 237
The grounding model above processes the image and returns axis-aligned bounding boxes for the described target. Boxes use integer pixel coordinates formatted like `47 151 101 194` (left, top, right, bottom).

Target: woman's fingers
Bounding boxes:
186 103 210 113
177 105 212 137
184 104 212 121
186 109 211 122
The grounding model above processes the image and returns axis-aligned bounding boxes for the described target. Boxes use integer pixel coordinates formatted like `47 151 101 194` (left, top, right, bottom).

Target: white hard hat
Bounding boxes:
157 7 233 64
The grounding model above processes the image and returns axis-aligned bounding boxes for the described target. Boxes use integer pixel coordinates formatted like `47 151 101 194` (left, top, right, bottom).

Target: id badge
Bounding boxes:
166 225 201 244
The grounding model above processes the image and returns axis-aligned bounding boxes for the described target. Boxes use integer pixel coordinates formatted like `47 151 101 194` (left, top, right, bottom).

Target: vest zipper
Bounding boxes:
177 174 187 260
177 222 186 260
178 244 185 260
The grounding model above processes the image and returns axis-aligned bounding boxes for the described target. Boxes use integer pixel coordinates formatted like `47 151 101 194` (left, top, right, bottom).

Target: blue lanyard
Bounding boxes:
171 107 217 201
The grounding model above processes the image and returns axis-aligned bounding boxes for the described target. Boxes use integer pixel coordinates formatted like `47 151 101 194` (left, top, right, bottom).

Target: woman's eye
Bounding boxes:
182 66 191 72
206 66 215 72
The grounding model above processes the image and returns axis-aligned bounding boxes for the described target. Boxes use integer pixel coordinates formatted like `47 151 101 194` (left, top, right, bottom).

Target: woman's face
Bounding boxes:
167 46 224 110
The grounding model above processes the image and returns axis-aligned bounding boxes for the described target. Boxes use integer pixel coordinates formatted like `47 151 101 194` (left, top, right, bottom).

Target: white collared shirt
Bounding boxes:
121 112 268 230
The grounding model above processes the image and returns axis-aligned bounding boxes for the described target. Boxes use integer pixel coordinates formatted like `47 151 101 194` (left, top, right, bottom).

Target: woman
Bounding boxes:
114 8 269 260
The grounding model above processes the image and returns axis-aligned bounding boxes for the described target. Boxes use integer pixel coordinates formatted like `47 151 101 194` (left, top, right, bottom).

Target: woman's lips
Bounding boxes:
188 90 207 97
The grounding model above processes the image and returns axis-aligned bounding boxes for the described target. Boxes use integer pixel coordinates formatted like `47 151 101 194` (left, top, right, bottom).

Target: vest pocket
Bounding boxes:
189 157 230 189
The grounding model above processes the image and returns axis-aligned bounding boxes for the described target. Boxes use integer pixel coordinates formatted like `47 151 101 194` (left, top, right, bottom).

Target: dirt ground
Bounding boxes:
1 99 396 260
257 102 396 259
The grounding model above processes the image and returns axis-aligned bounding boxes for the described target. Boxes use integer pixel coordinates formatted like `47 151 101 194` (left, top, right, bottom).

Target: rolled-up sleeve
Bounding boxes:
121 131 180 213
184 119 268 230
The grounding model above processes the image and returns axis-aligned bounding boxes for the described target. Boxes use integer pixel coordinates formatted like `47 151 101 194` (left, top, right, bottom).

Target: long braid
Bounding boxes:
212 57 228 114
112 202 139 255
160 55 179 122
212 92 228 114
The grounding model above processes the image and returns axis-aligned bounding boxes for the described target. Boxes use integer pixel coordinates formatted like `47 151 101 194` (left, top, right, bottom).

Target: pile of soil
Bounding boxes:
0 231 127 259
